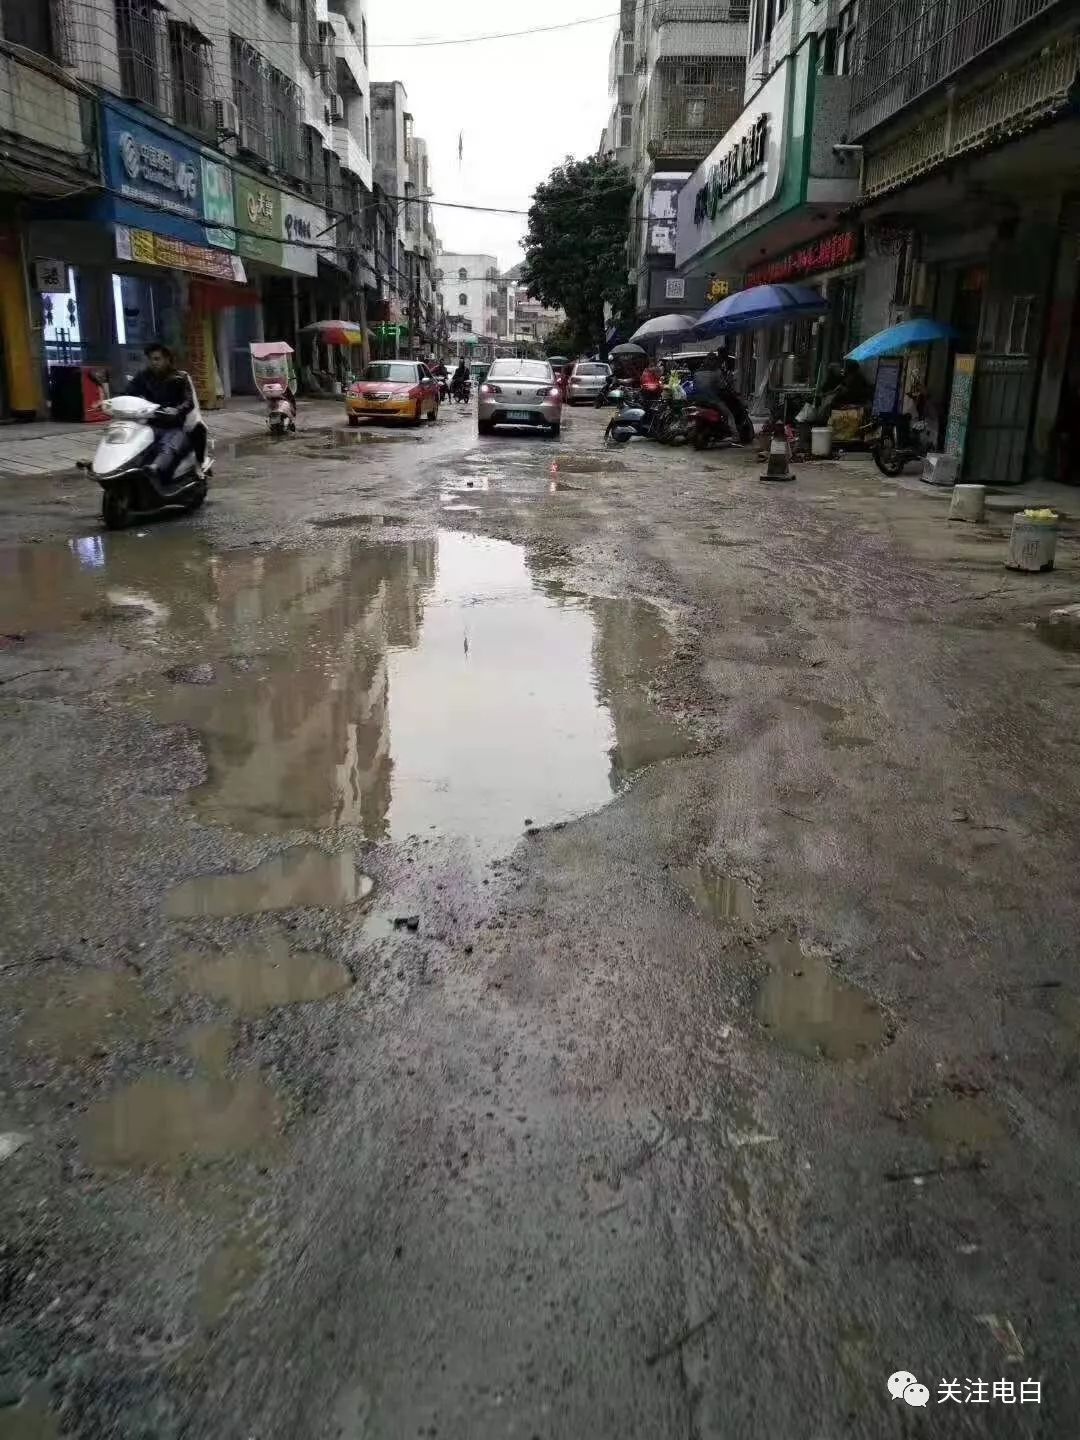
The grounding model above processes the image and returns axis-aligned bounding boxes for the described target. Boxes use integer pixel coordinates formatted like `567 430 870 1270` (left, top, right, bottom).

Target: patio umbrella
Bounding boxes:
629 314 699 344
299 320 365 346
695 283 828 338
609 342 647 358
846 318 956 362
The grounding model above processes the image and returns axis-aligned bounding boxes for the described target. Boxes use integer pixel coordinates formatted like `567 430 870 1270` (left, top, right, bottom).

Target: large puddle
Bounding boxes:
165 847 373 918
2 529 693 852
179 932 351 1015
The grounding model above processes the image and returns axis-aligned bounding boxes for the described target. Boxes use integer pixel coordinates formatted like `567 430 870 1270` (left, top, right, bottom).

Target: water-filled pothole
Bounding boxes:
755 934 885 1061
165 847 373 918
7 530 695 856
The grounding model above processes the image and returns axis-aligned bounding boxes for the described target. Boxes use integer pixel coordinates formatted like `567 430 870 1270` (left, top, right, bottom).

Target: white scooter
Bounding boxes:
262 380 296 437
85 395 212 530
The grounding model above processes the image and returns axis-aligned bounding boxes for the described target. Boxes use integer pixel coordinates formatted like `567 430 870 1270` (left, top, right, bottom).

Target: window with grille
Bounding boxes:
116 0 165 110
458 268 467 282
168 21 213 139
618 104 632 147
298 0 318 75
231 36 303 179
231 37 267 158
836 0 859 76
459 293 468 306
2 0 55 59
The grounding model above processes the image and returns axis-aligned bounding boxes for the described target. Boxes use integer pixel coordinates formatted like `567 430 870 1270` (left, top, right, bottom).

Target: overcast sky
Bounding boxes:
364 3 615 271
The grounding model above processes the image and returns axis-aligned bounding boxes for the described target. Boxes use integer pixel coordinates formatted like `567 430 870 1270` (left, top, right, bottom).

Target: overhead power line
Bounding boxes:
370 12 620 47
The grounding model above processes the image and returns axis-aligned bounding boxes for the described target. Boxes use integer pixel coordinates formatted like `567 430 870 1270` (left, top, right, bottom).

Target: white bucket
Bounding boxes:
1006 513 1058 572
810 426 832 458
948 484 986 523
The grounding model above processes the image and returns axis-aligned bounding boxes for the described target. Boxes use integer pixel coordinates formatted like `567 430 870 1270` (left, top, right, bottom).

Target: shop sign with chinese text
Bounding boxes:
115 226 247 284
746 229 861 286
234 173 283 266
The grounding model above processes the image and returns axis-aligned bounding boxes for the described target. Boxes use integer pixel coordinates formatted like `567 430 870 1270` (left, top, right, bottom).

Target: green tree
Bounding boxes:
522 156 633 359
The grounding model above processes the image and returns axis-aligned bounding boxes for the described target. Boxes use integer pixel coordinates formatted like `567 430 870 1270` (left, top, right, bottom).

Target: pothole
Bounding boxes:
755 934 885 1061
165 848 374 918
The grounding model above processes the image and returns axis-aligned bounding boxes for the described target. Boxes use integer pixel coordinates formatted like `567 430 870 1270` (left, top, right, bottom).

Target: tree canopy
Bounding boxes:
522 156 634 358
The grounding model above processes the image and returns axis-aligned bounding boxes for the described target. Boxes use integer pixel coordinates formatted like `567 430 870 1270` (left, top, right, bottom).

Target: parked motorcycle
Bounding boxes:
690 387 755 450
604 386 654 444
870 410 932 476
85 395 211 530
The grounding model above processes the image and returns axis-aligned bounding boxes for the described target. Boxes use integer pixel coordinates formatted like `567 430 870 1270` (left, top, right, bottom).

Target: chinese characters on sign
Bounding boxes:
706 276 730 303
115 226 246 284
888 1371 1041 1409
693 114 768 226
746 229 860 286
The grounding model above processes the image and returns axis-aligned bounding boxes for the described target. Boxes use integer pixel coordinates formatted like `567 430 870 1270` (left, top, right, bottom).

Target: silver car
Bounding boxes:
477 359 563 437
566 360 611 404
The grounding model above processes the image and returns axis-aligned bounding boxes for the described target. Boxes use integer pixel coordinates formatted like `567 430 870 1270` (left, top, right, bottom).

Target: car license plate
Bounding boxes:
507 409 532 421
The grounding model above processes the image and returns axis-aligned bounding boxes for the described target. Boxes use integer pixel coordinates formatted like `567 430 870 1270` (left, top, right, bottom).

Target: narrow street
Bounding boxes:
2 402 1079 1439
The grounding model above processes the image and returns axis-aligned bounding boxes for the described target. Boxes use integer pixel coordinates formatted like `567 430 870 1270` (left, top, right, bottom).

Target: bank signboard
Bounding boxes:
234 172 283 267
676 59 793 270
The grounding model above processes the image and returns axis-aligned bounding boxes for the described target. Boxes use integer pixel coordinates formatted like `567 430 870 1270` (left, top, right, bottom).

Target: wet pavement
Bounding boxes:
2 402 1080 1438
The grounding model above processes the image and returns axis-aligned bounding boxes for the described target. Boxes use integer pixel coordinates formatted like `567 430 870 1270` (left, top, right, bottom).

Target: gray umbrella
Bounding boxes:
628 314 699 344
609 342 647 358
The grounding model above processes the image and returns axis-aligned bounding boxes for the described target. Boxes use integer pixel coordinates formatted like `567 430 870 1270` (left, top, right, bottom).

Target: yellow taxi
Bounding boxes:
346 360 440 425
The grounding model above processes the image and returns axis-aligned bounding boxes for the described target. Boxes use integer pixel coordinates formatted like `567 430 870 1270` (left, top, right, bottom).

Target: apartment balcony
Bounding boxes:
326 11 367 97
652 1 749 60
653 1 750 22
333 126 371 190
644 56 746 164
0 49 96 191
849 0 1067 139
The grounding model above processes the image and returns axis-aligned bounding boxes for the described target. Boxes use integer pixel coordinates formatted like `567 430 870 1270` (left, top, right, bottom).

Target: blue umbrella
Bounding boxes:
846 318 956 361
695 283 828 338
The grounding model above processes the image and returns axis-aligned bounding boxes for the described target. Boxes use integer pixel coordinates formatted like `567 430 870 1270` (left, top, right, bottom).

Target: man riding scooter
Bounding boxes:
125 340 207 481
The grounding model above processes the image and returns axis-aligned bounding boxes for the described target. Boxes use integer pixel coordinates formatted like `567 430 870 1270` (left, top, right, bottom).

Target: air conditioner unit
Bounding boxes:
238 121 261 154
215 97 240 136
328 92 345 122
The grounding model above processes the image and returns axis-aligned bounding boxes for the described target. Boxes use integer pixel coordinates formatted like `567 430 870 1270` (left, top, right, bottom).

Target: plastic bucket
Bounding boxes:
810 426 832 458
1006 512 1058 572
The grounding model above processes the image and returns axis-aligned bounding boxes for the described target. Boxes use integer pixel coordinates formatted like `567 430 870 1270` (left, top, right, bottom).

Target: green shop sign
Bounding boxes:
234 173 283 266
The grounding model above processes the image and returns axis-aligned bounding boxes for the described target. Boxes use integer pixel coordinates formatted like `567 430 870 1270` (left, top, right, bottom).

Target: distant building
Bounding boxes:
435 251 500 351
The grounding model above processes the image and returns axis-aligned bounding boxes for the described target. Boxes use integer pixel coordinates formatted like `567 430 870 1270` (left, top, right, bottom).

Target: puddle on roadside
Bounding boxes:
165 847 373 918
179 932 351 1015
14 970 153 1062
6 530 694 854
197 1231 267 1325
0 1404 60 1440
918 1095 1005 1155
80 1073 282 1169
787 696 846 724
309 513 409 529
185 1022 234 1074
679 860 756 923
755 934 885 1061
822 732 874 750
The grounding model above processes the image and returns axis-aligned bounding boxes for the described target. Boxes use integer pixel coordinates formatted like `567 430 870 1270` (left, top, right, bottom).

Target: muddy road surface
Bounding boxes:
2 403 1079 1439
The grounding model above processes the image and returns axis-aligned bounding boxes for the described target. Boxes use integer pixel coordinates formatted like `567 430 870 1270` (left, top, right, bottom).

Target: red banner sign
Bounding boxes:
747 228 861 286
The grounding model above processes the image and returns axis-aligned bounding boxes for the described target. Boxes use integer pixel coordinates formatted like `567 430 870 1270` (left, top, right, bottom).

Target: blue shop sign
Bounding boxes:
99 99 206 246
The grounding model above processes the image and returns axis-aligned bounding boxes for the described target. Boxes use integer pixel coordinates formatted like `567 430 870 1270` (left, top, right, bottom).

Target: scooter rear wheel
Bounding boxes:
102 485 132 530
183 480 208 513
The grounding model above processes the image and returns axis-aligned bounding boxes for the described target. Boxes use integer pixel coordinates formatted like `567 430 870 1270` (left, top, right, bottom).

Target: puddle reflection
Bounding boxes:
1 530 693 852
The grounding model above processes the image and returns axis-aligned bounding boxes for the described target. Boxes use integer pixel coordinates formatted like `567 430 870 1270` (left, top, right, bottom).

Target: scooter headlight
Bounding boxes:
105 421 136 442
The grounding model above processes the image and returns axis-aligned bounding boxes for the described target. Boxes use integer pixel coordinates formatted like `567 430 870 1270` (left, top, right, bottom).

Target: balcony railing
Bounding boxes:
849 0 1065 137
653 1 750 21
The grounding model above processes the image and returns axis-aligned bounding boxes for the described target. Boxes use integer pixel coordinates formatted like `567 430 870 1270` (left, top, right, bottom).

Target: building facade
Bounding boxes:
613 0 749 323
672 0 863 393
845 0 1080 486
0 0 440 415
435 251 500 353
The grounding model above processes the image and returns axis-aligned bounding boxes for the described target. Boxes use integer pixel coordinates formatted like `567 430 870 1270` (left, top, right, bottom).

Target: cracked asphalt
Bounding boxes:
1 400 1079 1439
